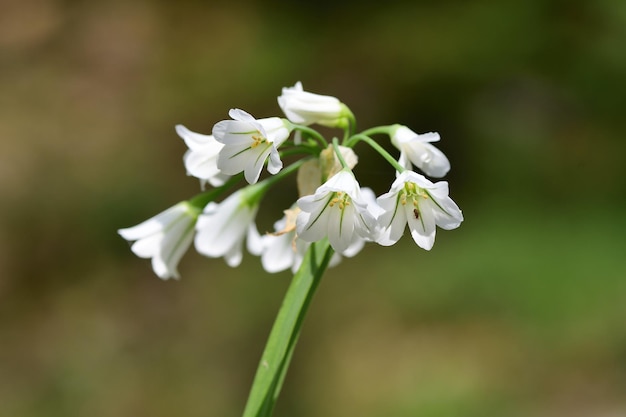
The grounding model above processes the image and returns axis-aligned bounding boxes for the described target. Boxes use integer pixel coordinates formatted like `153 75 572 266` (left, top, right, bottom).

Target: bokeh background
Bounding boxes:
2 1 626 416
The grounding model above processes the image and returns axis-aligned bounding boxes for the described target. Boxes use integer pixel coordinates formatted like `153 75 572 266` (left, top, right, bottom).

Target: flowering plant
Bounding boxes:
119 82 463 416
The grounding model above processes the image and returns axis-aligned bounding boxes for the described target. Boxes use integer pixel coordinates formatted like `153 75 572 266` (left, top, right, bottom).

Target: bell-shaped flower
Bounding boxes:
376 170 463 250
296 169 377 254
176 124 231 189
278 81 349 128
194 185 263 267
213 109 291 184
118 202 199 280
390 125 450 178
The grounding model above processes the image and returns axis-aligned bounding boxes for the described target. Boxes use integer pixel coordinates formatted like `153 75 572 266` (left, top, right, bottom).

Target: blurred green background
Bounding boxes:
2 0 626 416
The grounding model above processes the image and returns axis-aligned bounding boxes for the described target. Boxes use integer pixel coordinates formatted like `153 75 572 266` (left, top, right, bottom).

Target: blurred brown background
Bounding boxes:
2 1 626 416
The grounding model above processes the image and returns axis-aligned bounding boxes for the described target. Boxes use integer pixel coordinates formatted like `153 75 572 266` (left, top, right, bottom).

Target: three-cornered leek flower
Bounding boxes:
176 124 231 189
296 169 377 254
278 81 348 128
256 209 307 273
390 125 450 178
118 202 199 279
213 108 291 184
194 186 262 267
376 170 463 250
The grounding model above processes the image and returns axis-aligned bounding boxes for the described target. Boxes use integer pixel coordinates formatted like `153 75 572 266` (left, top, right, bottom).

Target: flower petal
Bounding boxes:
119 202 197 279
176 124 214 151
195 194 246 257
130 233 161 258
229 108 256 123
118 204 184 241
266 147 283 175
243 145 272 184
261 232 296 273
247 223 264 256
213 120 259 145
193 189 259 268
407 201 436 250
278 82 345 127
296 206 328 243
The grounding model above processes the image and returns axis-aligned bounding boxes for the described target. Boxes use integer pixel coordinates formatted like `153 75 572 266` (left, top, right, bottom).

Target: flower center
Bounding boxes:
328 191 351 210
251 133 267 148
400 182 429 213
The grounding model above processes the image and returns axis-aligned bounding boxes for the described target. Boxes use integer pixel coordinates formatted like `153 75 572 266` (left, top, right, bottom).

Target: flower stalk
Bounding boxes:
242 239 333 417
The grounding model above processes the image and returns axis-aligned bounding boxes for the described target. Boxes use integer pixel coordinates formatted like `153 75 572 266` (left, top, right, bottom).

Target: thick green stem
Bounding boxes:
241 239 334 417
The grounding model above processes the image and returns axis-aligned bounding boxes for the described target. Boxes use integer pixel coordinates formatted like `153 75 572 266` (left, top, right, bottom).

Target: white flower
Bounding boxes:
118 202 199 280
194 186 261 267
213 108 291 184
296 169 377 254
176 125 231 189
391 125 450 178
278 81 347 128
376 170 463 250
258 210 307 273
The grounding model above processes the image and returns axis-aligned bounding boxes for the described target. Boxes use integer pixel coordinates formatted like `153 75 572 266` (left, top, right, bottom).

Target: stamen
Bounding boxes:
329 192 350 210
251 134 265 148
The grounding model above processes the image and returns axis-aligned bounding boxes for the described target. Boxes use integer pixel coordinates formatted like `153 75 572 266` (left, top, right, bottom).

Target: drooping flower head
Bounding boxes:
296 169 377 254
278 81 351 128
213 109 291 184
194 183 265 267
377 170 463 250
118 202 199 279
390 125 450 178
176 124 231 189
121 82 465 279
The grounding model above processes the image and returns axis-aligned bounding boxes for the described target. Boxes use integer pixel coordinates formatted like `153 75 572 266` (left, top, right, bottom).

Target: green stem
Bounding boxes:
331 138 350 170
358 125 394 137
188 174 243 208
291 124 328 149
342 106 357 143
350 134 406 173
241 239 334 417
344 125 393 147
261 159 306 188
279 147 318 158
240 159 307 208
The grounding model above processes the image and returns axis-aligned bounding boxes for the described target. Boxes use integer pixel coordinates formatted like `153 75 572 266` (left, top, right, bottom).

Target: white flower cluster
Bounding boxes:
119 82 463 279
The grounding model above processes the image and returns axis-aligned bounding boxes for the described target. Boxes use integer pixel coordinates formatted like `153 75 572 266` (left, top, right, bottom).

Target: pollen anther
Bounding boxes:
251 134 265 148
